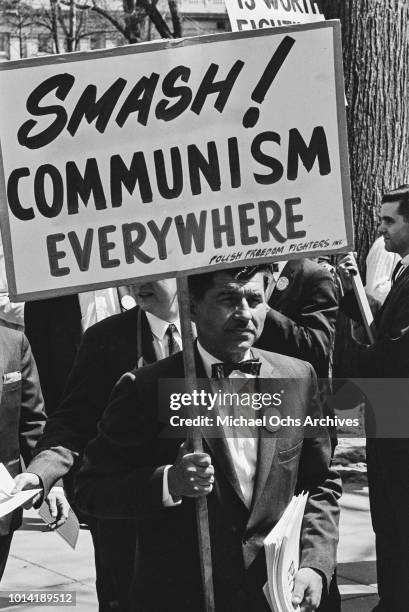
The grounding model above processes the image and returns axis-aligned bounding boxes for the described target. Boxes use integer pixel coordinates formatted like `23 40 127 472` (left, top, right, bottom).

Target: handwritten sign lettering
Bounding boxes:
0 23 351 300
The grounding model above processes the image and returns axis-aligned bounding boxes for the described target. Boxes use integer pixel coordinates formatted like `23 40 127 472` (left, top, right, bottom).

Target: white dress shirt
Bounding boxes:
394 253 409 281
197 342 258 508
163 343 259 508
78 289 121 332
145 312 182 359
365 237 401 304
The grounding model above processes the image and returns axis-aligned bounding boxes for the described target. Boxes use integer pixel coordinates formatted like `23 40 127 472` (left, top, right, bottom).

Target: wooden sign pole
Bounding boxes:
177 275 215 612
349 256 376 344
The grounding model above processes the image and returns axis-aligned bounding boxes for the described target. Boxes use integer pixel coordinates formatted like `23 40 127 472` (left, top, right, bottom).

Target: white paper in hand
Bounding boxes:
0 463 41 518
263 492 309 612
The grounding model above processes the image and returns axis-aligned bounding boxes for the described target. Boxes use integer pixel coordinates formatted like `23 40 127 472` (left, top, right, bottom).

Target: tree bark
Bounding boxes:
318 0 409 271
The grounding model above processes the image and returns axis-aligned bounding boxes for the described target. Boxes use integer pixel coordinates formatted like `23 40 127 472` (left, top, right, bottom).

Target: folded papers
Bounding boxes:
0 463 41 518
0 463 79 549
263 492 309 612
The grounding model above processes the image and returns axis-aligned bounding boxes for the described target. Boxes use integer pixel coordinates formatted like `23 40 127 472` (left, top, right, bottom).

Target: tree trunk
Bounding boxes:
168 0 182 38
123 0 142 43
50 0 60 53
318 0 409 272
18 14 25 58
67 0 76 51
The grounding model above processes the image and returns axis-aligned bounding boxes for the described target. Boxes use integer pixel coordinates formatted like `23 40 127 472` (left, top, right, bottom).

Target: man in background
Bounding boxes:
0 322 68 581
24 287 123 416
338 185 409 611
14 278 182 611
257 258 338 378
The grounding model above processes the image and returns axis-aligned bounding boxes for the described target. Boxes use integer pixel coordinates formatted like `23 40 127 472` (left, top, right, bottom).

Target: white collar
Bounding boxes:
145 311 180 340
276 261 287 276
401 253 409 267
196 341 252 378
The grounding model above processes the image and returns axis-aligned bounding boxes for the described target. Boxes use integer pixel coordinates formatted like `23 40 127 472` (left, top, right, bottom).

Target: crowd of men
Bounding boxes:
0 184 408 611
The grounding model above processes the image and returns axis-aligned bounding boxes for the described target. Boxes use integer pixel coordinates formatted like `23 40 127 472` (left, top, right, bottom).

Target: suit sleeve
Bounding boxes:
262 267 338 376
340 289 409 377
75 372 170 520
297 367 342 587
27 325 105 495
18 334 47 467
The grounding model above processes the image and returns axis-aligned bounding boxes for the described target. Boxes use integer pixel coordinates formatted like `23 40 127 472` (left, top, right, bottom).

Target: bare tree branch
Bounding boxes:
139 0 173 38
56 1 70 37
168 0 181 37
88 2 128 39
75 3 85 40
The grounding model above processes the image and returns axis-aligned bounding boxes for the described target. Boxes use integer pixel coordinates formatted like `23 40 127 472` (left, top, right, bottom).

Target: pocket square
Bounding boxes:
3 371 21 384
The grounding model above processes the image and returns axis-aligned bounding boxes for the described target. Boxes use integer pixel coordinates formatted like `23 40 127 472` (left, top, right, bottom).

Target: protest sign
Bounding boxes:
0 22 352 300
224 0 324 32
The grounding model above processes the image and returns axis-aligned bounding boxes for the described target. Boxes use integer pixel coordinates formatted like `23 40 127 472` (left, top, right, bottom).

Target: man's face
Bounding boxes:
380 200 409 258
133 278 178 321
191 272 268 362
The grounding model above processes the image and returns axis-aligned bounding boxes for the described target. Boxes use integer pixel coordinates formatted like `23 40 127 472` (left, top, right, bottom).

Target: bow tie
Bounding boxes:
211 359 261 379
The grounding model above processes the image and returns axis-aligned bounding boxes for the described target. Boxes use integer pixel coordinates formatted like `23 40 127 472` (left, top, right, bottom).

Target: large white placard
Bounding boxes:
0 22 352 300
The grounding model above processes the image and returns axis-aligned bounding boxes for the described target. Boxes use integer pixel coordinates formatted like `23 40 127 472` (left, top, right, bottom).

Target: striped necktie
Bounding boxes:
391 261 404 285
165 324 179 356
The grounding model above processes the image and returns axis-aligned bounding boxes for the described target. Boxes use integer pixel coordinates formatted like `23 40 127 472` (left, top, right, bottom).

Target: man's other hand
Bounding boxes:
337 253 358 292
12 472 42 508
168 444 214 498
292 567 323 611
46 487 70 529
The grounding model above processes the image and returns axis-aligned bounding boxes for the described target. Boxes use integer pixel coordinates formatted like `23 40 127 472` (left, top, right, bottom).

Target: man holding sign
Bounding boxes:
75 265 341 611
338 185 409 611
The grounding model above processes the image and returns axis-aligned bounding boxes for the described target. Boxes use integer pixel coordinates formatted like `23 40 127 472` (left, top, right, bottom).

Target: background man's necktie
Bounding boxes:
165 323 179 356
391 261 404 285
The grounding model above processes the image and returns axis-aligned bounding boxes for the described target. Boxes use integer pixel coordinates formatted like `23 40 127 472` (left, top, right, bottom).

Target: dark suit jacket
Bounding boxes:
24 295 82 415
0 323 45 535
257 259 338 377
340 265 409 377
28 306 155 494
75 348 341 612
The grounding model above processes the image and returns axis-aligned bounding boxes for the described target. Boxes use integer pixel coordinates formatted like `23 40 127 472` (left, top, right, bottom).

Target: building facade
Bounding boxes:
0 0 229 61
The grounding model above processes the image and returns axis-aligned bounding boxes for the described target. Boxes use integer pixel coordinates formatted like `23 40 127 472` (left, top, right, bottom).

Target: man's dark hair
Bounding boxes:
382 184 409 221
188 264 273 301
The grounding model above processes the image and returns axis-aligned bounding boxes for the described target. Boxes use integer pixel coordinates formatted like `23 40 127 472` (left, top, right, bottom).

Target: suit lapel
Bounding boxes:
376 265 409 325
248 354 278 519
206 434 248 506
269 261 296 309
140 309 157 365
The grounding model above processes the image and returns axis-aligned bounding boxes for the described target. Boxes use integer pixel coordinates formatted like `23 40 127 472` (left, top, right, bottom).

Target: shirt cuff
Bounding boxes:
162 465 182 507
